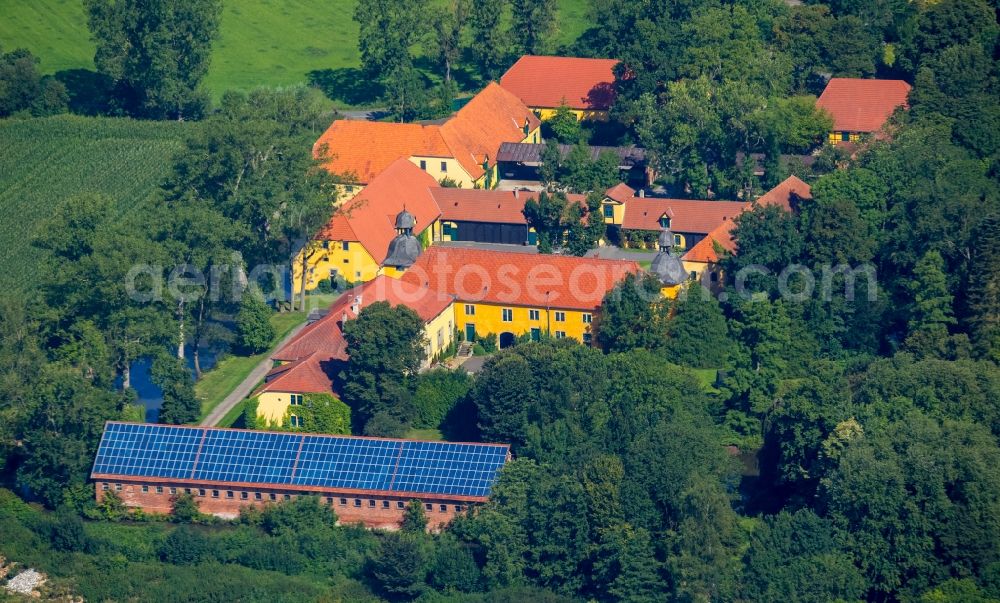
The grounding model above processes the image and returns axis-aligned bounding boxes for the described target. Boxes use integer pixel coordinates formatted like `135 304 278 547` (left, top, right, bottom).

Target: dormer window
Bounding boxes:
659 215 671 229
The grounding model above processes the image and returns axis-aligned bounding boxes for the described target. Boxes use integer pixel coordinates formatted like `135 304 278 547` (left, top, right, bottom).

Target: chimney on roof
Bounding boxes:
639 189 645 198
513 189 519 199
351 295 362 314
341 311 347 325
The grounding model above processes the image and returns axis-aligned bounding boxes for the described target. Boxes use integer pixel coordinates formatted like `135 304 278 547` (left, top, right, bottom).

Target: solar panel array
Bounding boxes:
92 423 509 498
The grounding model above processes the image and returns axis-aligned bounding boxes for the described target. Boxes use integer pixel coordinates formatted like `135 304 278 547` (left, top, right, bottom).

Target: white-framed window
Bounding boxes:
101 483 109 491
529 309 540 320
290 394 303 406
555 311 566 322
502 308 513 322
555 331 566 339
155 486 163 494
582 313 592 324
141 485 149 493
465 304 475 315
290 415 302 427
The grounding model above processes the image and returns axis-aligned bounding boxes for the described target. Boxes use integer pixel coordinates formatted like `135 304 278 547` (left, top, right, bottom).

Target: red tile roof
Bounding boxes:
816 78 911 133
605 183 635 204
401 246 640 311
273 276 454 364
439 83 541 180
753 175 812 211
314 83 538 184
681 176 809 263
272 315 349 363
431 188 586 224
328 275 455 323
256 352 338 395
622 198 747 233
682 218 738 264
500 56 619 110
314 120 451 184
316 158 442 263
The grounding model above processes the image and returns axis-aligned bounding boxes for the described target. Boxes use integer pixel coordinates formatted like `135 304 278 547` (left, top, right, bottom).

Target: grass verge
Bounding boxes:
196 311 307 420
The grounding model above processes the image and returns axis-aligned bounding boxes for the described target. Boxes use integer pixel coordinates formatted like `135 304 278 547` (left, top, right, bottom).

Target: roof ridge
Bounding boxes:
101 421 510 447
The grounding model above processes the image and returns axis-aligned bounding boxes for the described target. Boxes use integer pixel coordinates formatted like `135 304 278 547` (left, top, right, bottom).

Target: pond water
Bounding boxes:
122 345 222 422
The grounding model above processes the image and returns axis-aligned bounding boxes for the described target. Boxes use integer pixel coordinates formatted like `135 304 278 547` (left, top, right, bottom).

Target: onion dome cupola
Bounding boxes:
394 208 417 233
651 226 687 286
384 208 422 269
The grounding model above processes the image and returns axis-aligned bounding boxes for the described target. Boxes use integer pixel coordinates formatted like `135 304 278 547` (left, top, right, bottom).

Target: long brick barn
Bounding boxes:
90 422 511 529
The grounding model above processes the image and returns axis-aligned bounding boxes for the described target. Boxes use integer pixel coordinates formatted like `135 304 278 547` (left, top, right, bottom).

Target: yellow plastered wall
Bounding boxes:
433 220 458 242
423 305 456 363
683 260 724 292
601 200 626 225
534 107 609 122
410 156 476 188
295 242 381 291
455 302 595 343
257 392 295 426
334 183 364 203
661 284 683 299
828 131 862 144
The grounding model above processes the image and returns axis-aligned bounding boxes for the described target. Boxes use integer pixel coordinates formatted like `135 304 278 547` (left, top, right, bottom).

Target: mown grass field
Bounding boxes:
0 0 592 103
0 115 191 292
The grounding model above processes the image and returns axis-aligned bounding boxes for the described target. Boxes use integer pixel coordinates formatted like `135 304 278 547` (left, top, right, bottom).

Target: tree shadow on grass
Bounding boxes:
307 68 384 107
54 68 115 115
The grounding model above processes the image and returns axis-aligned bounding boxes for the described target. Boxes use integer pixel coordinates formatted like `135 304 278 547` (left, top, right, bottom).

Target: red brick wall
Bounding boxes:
95 480 468 530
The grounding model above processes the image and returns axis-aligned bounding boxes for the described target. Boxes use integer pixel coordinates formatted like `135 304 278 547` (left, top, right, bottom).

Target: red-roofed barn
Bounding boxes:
500 55 619 120
816 78 911 144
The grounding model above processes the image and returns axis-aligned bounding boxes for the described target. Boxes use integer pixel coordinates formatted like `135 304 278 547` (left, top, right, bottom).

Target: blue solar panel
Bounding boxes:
92 423 201 479
92 423 510 498
293 436 400 490
392 441 509 497
192 429 301 484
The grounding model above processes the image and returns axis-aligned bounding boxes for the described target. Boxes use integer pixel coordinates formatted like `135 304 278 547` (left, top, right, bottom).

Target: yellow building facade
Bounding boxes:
828 131 862 144
534 107 609 122
257 392 297 426
454 301 595 345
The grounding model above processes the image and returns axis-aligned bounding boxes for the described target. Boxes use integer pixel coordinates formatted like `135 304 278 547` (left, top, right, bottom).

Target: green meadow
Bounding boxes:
0 0 593 104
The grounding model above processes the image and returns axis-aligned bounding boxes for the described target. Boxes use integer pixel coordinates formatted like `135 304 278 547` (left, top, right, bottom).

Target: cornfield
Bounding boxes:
0 115 191 292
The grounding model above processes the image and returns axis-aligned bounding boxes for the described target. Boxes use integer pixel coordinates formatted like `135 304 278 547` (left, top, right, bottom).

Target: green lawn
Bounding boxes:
0 0 593 104
196 310 309 420
405 428 444 441
689 368 721 393
218 398 253 428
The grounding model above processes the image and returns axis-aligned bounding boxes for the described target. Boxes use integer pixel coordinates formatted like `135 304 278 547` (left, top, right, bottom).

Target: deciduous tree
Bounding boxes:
341 302 425 432
84 0 222 119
